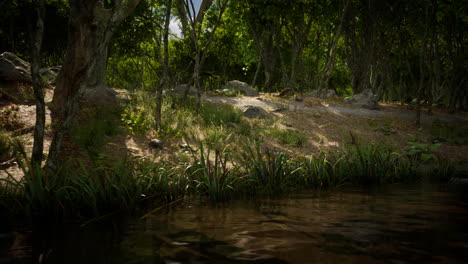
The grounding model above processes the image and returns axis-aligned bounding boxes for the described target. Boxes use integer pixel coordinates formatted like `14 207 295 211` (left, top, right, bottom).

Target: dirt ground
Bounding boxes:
1 91 467 180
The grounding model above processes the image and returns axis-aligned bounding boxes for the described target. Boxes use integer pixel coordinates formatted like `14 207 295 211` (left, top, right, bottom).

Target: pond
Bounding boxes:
2 183 467 263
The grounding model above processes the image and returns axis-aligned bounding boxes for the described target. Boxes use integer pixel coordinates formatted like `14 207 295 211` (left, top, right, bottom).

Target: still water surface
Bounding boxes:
2 183 468 263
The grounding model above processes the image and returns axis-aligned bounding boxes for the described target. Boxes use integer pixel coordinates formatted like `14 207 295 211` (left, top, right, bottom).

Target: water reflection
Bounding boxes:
2 183 468 263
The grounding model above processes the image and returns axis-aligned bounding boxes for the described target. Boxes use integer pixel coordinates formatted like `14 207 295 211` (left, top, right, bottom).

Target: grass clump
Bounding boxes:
265 128 308 147
200 102 242 126
0 130 16 162
186 144 240 201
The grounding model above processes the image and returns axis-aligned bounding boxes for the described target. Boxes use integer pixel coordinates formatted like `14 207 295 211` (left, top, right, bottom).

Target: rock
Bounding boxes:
243 105 270 119
149 139 164 149
295 97 304 102
81 87 119 107
345 89 379 109
0 52 32 83
309 89 336 98
313 112 321 118
170 84 198 96
39 66 61 86
222 80 259 96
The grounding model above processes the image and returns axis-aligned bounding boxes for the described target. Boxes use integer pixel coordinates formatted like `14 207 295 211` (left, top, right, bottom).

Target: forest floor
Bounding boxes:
205 94 468 164
1 90 468 180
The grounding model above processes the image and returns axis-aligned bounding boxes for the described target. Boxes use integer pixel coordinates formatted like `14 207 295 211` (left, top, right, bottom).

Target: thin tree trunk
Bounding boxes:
155 0 172 128
416 4 430 127
251 59 261 88
31 0 46 168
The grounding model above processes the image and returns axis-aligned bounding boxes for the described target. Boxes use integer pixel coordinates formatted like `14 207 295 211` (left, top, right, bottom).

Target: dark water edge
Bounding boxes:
1 182 467 264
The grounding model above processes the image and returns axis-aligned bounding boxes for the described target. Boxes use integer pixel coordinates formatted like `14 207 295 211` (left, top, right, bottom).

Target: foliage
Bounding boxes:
405 141 441 162
0 105 24 131
121 107 150 135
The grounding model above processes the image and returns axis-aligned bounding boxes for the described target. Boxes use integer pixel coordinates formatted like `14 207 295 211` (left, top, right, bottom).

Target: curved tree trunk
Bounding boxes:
46 0 140 173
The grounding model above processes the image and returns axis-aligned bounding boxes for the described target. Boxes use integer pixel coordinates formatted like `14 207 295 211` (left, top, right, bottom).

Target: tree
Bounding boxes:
30 0 46 168
176 0 229 107
46 0 141 173
155 0 173 128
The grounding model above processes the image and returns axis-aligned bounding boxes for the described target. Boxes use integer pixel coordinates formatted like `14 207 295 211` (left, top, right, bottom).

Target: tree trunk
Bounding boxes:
31 0 46 168
155 0 172 128
317 0 349 97
416 4 430 127
46 0 140 173
251 59 261 88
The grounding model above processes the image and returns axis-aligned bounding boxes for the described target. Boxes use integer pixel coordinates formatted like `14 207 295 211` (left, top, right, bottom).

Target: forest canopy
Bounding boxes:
1 0 466 111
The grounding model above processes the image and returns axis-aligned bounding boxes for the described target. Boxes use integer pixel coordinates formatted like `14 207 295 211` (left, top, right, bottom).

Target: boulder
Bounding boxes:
308 89 336 98
0 52 31 83
222 80 259 96
81 87 119 107
345 89 379 109
0 52 59 88
243 105 270 119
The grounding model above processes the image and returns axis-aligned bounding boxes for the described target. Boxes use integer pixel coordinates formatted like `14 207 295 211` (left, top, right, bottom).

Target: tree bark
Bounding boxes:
46 0 140 173
31 0 46 168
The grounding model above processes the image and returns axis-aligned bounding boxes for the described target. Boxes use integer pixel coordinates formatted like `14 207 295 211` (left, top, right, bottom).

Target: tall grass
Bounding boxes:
0 139 453 222
186 144 241 201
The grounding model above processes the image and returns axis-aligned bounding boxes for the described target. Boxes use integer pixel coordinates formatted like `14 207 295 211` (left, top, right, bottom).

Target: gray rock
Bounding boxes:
345 89 379 109
295 97 304 102
39 66 60 86
309 89 336 98
81 87 119 107
149 139 164 149
0 52 32 83
222 80 259 96
243 105 270 119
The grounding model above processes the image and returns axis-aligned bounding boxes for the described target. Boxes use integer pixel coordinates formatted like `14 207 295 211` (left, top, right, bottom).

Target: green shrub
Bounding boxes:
405 141 440 161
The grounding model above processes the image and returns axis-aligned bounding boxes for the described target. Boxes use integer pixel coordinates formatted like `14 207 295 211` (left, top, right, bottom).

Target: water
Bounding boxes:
2 183 468 263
